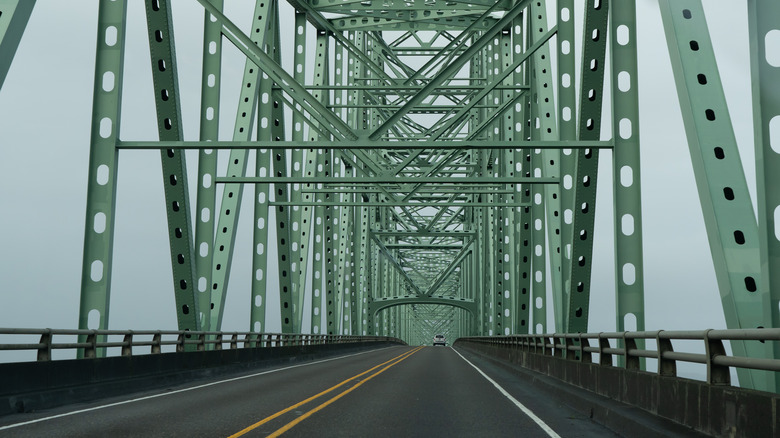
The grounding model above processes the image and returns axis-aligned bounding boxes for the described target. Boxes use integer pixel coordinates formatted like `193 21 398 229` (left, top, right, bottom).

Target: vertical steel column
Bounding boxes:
556 0 576 332
610 0 645 339
324 151 338 334
289 12 309 332
78 0 128 350
251 144 272 333
335 163 352 334
566 0 609 333
194 0 222 331
356 205 370 335
0 0 35 89
144 0 200 330
308 30 330 334
487 35 500 336
267 0 294 333
209 2 270 331
660 0 773 391
500 26 517 335
513 12 531 334
748 0 780 393
250 1 280 334
530 117 547 334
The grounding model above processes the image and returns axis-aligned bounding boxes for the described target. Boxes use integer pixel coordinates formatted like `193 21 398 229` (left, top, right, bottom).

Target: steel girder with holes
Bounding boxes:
56 0 780 379
660 0 775 392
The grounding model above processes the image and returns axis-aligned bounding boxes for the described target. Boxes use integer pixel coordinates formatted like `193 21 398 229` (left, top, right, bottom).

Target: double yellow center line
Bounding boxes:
229 346 424 437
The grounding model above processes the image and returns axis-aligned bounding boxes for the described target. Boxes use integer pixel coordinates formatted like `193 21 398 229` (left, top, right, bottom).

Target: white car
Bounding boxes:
433 334 446 346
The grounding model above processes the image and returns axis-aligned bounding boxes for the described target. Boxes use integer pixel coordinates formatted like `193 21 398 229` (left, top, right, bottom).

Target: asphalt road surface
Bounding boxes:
0 345 621 437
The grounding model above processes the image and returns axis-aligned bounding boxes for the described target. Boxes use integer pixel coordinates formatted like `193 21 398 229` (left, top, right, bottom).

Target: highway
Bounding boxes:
0 346 620 437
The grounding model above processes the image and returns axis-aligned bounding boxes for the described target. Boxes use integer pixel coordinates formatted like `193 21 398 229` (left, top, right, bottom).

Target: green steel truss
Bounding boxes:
3 1 778 390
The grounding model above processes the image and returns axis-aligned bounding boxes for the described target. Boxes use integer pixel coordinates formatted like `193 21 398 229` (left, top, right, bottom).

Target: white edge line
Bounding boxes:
0 346 392 431
453 347 562 438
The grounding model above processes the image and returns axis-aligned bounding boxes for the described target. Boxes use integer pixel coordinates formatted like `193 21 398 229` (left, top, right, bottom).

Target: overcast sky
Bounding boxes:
0 0 756 346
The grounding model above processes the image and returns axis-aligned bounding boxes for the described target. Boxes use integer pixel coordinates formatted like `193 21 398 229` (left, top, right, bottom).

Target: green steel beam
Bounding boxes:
308 30 331 335
565 0 609 334
215 176 557 184
78 0 128 353
0 0 35 89
248 12 279 333
610 0 646 341
209 0 271 331
268 202 529 208
660 0 774 392
367 0 530 140
195 0 358 141
144 0 200 330
748 0 780 393
194 0 222 332
116 140 613 150
556 0 576 331
531 0 559 336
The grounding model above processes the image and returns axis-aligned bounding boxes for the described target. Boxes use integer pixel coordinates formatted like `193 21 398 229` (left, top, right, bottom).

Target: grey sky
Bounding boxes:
0 0 755 342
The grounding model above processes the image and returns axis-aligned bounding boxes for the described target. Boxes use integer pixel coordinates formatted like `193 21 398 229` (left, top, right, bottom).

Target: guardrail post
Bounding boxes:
657 331 676 377
37 329 52 361
85 330 97 358
624 333 639 370
122 332 133 357
212 333 221 351
176 332 186 353
598 333 612 366
704 329 730 385
565 336 576 360
579 334 591 363
152 332 162 354
230 333 238 349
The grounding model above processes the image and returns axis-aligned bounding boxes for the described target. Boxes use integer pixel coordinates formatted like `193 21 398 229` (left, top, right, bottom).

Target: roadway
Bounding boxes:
0 345 622 437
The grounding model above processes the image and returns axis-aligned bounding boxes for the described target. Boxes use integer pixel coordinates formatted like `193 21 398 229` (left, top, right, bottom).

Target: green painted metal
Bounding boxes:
77 0 127 356
0 0 760 385
610 1 645 353
144 0 200 331
194 0 223 332
565 0 609 334
555 0 576 333
209 1 271 332
748 0 780 393
0 0 35 89
660 0 774 392
116 140 613 150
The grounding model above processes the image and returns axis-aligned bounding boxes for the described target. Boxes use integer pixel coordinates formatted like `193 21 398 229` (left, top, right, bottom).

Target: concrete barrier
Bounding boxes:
0 340 400 416
456 339 779 438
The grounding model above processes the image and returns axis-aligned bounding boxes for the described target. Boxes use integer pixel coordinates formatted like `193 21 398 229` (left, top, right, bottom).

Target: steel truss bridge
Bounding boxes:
1 0 778 393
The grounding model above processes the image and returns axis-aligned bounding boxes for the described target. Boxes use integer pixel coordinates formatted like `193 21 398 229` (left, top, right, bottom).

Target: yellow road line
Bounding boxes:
228 346 423 438
266 346 423 437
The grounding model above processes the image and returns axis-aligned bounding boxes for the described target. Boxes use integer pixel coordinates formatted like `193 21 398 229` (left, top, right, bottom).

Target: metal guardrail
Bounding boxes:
0 328 403 362
457 329 780 386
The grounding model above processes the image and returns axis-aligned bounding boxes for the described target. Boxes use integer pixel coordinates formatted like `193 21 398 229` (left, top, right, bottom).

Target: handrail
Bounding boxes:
0 328 404 362
456 328 780 387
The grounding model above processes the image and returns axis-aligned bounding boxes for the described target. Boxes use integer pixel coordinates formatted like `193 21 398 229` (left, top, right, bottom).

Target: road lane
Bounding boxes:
279 346 574 437
0 346 414 437
230 346 424 437
0 345 623 437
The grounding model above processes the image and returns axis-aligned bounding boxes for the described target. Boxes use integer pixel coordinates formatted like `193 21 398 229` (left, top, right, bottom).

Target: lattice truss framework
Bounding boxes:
1 0 778 391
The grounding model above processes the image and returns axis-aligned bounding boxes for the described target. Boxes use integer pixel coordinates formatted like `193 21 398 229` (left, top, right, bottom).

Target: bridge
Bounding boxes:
0 0 779 436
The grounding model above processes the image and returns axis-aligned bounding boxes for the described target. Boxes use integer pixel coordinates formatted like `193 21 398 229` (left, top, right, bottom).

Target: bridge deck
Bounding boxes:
0 346 704 437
